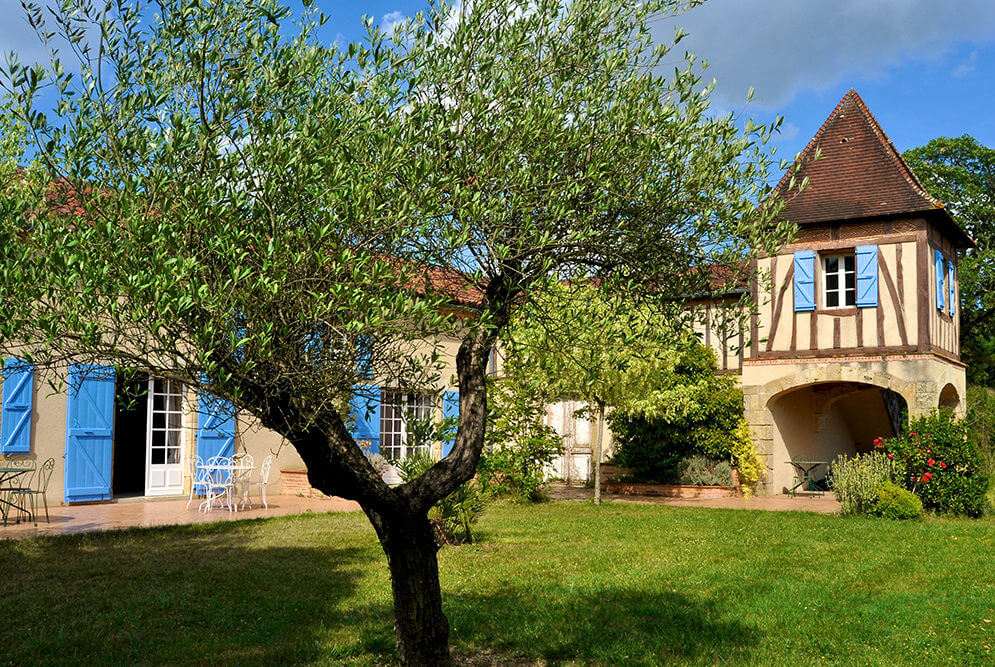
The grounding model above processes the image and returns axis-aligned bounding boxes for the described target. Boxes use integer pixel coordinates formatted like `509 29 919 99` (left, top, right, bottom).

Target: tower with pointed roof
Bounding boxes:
698 89 971 495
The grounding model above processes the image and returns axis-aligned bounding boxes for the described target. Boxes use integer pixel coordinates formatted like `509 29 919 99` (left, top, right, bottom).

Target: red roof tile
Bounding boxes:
774 89 972 247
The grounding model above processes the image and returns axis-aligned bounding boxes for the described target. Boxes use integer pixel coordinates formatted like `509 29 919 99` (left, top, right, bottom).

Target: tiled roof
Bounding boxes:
773 89 971 247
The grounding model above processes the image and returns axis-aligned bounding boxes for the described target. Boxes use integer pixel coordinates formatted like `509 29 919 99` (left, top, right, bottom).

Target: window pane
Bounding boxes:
167 394 183 412
845 272 855 290
167 447 181 464
826 274 839 291
827 291 839 308
152 430 165 447
844 255 855 272
825 257 838 273
845 289 856 306
151 447 165 464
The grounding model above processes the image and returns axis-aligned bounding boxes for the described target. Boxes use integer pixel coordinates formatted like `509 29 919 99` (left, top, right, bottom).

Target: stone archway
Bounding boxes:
763 381 908 493
939 383 960 410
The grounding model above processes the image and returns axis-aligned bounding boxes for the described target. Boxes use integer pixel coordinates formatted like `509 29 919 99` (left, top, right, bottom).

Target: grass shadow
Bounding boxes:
444 587 759 664
0 516 384 664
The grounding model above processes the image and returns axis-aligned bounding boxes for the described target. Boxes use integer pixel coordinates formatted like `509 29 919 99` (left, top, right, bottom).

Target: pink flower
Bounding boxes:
927 459 935 467
939 461 947 469
921 472 933 483
887 453 894 459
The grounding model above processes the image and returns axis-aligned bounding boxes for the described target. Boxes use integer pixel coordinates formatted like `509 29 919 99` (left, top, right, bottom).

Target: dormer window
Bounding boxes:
823 254 856 308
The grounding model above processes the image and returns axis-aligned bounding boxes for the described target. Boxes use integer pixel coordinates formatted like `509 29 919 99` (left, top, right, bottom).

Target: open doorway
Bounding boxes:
112 371 150 497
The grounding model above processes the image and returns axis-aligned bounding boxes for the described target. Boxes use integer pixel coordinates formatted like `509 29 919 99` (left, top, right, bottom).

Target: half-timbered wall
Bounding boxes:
751 217 944 360
689 298 746 372
926 221 960 360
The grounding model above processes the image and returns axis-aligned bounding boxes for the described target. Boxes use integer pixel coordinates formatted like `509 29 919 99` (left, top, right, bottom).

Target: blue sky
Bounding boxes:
3 0 994 165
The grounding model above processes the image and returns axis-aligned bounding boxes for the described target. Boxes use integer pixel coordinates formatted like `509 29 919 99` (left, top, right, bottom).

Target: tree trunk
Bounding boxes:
367 506 452 666
593 402 604 505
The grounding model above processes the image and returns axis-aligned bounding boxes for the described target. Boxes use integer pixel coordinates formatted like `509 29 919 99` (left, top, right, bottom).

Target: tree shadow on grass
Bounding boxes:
0 517 759 664
443 587 760 664
0 518 389 664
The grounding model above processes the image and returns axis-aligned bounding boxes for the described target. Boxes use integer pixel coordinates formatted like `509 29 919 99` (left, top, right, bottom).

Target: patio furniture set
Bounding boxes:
0 456 56 526
786 458 829 497
186 452 274 513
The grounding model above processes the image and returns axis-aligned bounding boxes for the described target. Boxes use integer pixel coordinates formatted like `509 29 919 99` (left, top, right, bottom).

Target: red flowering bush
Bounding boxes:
879 410 990 517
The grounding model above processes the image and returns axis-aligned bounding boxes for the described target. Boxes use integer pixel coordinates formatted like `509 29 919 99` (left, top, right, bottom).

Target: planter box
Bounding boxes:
600 464 631 481
602 481 734 499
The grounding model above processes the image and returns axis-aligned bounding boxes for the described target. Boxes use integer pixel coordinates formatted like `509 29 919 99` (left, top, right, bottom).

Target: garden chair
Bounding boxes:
8 458 55 525
0 456 37 525
199 456 236 513
239 454 273 510
185 456 210 509
230 452 254 508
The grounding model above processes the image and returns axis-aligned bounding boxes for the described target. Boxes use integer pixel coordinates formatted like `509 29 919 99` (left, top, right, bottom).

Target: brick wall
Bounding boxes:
280 469 330 498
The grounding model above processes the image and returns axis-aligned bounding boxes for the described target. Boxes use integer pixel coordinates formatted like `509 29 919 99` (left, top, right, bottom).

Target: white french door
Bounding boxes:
145 378 185 496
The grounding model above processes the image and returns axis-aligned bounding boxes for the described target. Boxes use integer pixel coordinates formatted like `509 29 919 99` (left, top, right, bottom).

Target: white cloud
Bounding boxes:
658 0 995 108
952 49 979 77
381 10 408 34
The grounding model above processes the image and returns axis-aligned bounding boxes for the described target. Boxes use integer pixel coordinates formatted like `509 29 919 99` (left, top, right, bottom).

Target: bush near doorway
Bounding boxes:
867 482 924 520
878 410 991 517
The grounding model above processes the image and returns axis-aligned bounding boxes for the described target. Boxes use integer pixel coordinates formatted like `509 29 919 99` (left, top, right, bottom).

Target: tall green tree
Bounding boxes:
504 282 723 503
0 0 792 662
904 136 995 385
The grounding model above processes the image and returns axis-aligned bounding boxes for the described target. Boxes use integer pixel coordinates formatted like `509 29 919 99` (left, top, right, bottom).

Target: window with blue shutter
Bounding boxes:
947 260 956 317
855 245 879 308
441 390 459 458
793 251 816 312
1 359 34 454
935 249 945 311
349 386 381 454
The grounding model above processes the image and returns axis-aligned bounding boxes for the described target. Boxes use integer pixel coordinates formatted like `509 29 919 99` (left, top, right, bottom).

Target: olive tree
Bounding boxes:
0 0 792 662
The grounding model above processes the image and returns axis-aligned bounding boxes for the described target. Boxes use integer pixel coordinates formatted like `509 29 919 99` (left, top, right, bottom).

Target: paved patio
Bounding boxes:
550 483 841 514
0 494 361 539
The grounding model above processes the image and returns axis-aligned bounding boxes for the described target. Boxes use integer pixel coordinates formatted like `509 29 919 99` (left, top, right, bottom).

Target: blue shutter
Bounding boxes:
793 251 816 312
947 260 956 316
349 386 381 453
441 390 459 458
197 392 236 484
855 245 879 308
935 249 945 311
1 359 33 454
65 364 115 502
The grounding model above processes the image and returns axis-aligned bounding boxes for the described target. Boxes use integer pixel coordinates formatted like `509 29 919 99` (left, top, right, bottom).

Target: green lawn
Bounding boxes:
0 502 992 665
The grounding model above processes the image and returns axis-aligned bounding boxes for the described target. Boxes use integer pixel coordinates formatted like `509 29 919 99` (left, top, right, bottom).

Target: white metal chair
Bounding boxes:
231 452 254 508
199 455 236 513
186 455 210 509
240 454 274 509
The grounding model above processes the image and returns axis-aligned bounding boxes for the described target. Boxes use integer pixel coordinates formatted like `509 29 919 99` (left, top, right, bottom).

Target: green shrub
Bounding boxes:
677 455 732 486
729 420 766 496
830 452 892 515
608 346 745 484
868 482 923 520
879 410 991 517
395 453 487 545
479 378 561 502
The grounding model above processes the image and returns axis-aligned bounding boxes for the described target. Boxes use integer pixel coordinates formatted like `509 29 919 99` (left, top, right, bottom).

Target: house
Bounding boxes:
0 89 972 506
0 279 477 507
705 89 971 493
543 90 971 494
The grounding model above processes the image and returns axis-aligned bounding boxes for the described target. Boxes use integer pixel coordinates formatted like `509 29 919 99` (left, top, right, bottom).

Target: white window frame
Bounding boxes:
379 390 435 462
822 252 856 309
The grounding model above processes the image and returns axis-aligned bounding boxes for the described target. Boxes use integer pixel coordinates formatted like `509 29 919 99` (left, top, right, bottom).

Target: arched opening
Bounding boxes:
767 382 908 494
939 383 960 411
